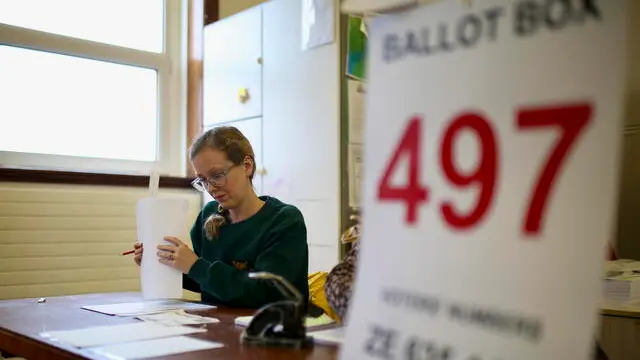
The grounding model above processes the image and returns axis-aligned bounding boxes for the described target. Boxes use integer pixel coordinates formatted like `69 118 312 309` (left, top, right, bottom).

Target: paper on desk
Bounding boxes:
88 336 223 359
137 310 219 326
137 197 189 299
311 326 345 346
82 300 215 317
44 322 206 348
234 313 334 328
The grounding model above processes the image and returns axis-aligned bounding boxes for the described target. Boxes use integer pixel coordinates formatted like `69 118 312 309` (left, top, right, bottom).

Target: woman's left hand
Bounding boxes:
157 237 199 274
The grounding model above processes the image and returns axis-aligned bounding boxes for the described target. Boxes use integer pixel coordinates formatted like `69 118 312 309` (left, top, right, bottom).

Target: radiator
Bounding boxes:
0 182 201 300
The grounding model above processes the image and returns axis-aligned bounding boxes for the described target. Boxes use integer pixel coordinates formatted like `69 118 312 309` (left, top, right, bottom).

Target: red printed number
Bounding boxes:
518 104 592 235
440 113 498 230
377 103 592 236
377 117 428 225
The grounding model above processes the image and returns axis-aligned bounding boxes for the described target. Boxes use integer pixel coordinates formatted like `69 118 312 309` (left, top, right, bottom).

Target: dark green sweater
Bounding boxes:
182 196 309 308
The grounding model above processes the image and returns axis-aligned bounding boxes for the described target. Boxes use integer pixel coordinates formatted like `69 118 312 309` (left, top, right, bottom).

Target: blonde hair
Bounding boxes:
190 126 255 240
340 215 361 244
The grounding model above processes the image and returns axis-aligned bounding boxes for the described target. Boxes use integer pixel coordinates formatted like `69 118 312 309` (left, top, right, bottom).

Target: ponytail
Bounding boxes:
204 204 229 240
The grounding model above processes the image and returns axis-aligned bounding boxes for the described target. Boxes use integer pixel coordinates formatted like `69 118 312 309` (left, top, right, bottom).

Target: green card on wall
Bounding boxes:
346 16 367 81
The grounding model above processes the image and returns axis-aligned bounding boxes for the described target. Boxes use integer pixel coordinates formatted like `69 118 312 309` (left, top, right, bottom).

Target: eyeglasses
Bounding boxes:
191 167 233 193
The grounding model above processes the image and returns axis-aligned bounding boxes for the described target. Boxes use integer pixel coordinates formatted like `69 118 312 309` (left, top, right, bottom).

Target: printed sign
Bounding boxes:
341 1 628 359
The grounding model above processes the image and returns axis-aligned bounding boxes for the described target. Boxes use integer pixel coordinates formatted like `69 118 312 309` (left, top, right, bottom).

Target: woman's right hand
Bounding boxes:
134 242 143 266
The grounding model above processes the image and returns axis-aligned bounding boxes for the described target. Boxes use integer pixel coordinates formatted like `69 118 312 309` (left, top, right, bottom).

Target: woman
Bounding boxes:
133 126 309 309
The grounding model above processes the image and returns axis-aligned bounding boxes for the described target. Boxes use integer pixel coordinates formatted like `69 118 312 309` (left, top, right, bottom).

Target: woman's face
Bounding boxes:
192 148 253 209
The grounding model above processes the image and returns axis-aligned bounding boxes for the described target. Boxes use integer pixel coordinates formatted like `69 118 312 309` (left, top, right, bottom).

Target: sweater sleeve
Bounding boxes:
182 208 205 293
186 206 308 308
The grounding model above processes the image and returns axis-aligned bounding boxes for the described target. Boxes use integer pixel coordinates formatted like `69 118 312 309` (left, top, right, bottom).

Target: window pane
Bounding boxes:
0 0 164 53
0 46 158 162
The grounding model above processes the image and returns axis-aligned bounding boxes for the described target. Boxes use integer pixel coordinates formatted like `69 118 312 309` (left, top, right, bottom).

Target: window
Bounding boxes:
0 0 187 176
0 47 158 161
0 0 165 52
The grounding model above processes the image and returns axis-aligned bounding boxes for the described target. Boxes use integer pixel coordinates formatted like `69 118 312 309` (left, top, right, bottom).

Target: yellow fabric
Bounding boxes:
308 271 340 322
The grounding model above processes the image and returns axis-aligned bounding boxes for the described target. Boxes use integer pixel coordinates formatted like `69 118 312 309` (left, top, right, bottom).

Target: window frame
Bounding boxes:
0 0 188 177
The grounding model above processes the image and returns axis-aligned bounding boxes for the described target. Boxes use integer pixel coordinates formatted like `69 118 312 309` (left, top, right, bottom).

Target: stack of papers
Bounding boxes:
72 300 222 358
136 310 219 326
604 259 640 277
82 300 215 317
67 300 349 356
603 274 640 300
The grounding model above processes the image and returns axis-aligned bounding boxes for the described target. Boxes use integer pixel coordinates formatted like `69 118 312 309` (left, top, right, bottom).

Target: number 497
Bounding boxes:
377 103 592 236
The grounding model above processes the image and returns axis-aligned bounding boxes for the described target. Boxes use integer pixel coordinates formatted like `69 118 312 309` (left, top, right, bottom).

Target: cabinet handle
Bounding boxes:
238 88 250 103
257 57 263 65
256 168 267 176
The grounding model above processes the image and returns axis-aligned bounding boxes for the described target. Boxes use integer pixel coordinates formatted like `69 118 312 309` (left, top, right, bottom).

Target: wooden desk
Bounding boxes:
599 301 640 360
601 301 640 320
0 292 338 360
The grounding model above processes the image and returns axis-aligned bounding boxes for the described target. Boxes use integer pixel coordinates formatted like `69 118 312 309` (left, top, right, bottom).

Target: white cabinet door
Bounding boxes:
203 6 262 126
262 0 341 272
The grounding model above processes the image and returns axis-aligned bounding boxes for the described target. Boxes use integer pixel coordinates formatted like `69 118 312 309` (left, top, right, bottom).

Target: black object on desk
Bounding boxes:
241 272 314 349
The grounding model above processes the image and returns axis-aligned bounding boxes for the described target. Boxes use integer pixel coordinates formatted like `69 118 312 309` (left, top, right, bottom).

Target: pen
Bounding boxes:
121 249 135 256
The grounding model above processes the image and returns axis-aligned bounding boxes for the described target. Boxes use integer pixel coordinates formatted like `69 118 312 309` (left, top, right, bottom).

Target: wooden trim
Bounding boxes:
204 0 219 25
601 309 640 320
186 0 207 177
0 168 194 189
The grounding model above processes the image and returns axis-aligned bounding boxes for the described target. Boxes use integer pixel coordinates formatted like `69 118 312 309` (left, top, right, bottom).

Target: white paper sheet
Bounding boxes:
136 310 219 326
82 300 215 317
301 0 335 50
235 314 334 328
44 322 206 348
88 336 223 359
347 79 365 144
137 197 189 299
311 327 345 346
348 144 363 208
360 17 368 37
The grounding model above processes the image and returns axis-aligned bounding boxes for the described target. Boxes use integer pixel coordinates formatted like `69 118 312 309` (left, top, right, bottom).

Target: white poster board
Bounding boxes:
301 0 336 50
341 1 627 360
138 197 189 300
